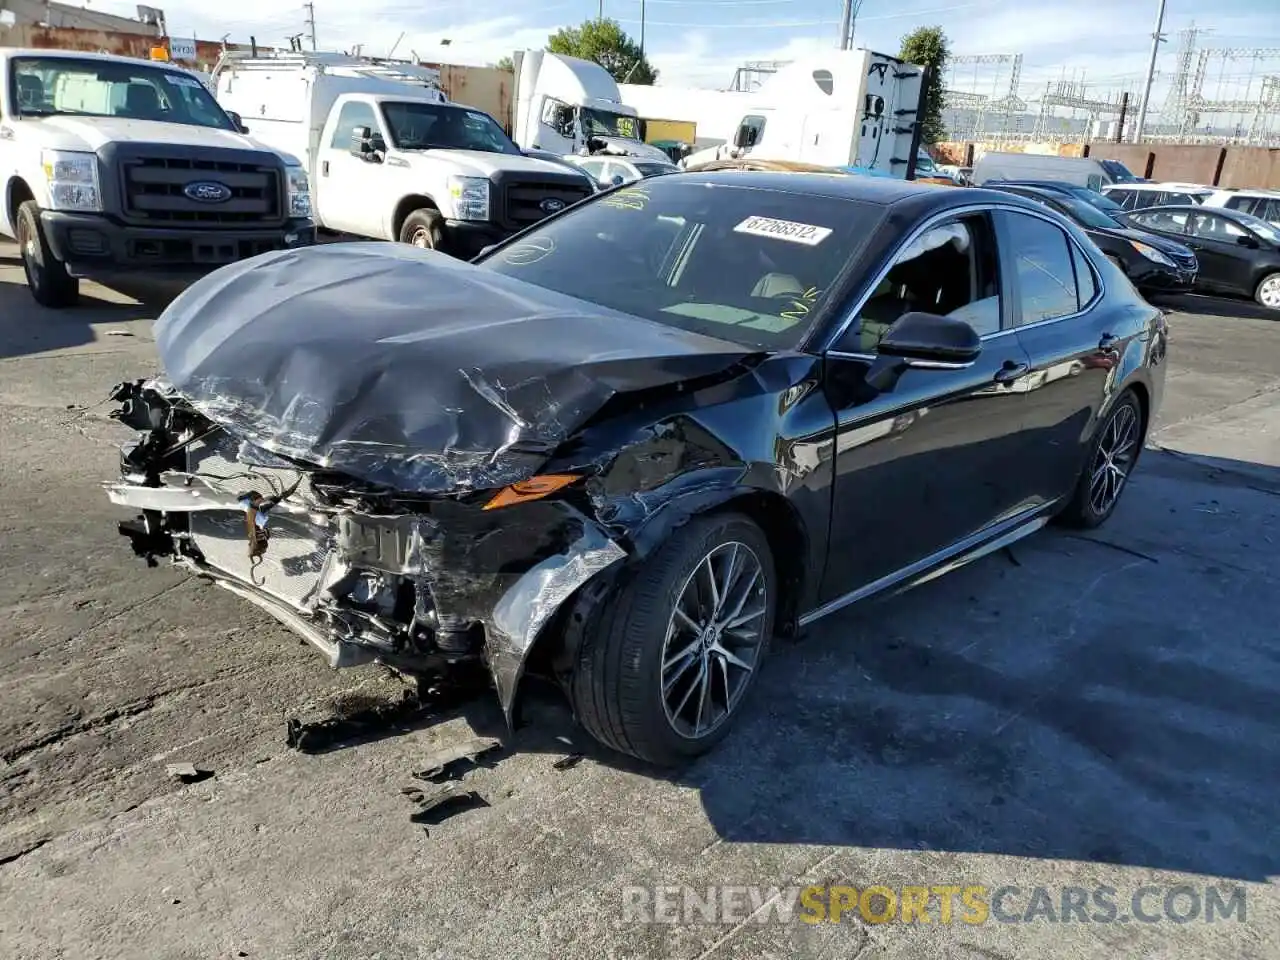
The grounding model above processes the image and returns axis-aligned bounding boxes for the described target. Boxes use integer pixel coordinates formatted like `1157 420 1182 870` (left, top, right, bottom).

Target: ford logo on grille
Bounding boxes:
183 181 232 203
539 197 566 214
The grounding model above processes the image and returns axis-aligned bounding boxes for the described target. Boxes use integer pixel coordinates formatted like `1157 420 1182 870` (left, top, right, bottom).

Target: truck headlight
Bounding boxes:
447 175 490 221
41 149 102 213
286 164 312 218
1129 240 1175 268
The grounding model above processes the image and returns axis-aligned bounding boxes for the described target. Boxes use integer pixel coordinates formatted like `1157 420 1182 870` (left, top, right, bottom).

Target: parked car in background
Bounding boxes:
104 174 1168 765
1126 204 1280 310
1102 182 1213 211
987 179 1127 215
568 154 678 187
1201 188 1280 226
971 152 1142 189
985 183 1198 295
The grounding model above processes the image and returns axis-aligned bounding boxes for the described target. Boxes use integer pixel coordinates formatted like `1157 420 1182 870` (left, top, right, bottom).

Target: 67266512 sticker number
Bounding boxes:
733 215 833 246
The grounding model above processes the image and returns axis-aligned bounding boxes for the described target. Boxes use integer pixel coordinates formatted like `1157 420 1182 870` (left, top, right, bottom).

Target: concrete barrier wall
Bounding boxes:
935 138 1280 189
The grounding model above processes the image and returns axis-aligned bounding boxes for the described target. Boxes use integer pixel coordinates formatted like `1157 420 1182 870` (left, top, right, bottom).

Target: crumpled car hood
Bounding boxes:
154 242 756 493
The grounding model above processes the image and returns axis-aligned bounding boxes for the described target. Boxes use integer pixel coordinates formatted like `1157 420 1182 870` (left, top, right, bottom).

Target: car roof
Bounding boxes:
1106 182 1212 192
671 170 1025 214
3 48 171 69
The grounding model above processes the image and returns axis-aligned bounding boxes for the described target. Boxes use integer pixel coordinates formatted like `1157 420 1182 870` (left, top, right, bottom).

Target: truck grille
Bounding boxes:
502 181 592 230
120 156 282 225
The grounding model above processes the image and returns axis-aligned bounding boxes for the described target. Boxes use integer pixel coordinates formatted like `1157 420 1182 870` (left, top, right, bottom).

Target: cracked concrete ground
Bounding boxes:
0 245 1277 960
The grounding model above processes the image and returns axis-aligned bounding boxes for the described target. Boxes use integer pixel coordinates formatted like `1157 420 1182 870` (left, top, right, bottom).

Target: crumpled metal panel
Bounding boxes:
152 242 754 493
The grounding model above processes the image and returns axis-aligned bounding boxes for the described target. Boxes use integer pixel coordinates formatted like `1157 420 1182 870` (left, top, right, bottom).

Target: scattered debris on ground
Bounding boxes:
407 790 490 831
165 763 214 784
411 737 503 784
552 753 585 771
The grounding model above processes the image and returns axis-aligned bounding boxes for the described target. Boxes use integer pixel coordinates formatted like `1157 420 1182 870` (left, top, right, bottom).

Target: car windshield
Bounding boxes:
381 102 520 154
633 162 676 177
1058 196 1124 230
475 178 882 350
1100 159 1140 182
11 56 234 130
580 107 640 140
1235 212 1280 245
1074 189 1125 214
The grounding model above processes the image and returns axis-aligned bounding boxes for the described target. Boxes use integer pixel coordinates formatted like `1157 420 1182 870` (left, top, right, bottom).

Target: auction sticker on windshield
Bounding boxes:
734 216 832 246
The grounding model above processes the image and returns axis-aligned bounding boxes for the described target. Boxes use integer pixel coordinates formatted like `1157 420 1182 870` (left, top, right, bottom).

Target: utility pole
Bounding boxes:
303 2 318 51
838 0 853 50
640 0 646 56
1133 0 1167 143
598 0 603 21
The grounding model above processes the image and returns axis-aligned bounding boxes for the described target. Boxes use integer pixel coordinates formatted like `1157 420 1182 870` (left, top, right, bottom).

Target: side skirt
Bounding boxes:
798 501 1059 629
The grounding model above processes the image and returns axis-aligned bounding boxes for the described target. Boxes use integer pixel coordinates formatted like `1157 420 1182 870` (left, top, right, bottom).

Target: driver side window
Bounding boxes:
330 101 379 148
846 214 1002 353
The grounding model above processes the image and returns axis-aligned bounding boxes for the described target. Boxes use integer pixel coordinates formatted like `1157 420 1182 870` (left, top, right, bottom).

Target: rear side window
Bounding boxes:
1106 189 1135 209
1261 199 1280 222
1072 244 1098 305
1002 211 1081 324
1225 195 1258 214
1163 192 1204 205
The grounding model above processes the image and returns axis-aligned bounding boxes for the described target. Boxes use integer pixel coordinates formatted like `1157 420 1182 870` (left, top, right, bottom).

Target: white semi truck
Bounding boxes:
212 51 599 255
0 48 316 308
510 49 673 166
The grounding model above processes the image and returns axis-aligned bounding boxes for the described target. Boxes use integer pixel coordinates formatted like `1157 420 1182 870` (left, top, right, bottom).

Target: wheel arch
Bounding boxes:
391 194 439 240
4 176 35 236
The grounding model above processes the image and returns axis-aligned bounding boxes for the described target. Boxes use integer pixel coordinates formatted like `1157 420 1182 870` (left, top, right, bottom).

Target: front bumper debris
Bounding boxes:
105 379 626 721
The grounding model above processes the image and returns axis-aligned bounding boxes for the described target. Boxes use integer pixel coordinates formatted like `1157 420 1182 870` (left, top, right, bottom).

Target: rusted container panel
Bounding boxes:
423 63 514 132
1 24 264 72
1149 145 1223 184
1219 148 1280 189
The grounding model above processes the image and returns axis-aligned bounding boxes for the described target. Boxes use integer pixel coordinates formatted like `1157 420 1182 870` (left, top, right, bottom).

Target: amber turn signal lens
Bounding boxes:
482 474 581 510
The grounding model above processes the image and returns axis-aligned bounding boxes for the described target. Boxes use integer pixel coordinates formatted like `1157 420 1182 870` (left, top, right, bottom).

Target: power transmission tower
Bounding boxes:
303 2 318 51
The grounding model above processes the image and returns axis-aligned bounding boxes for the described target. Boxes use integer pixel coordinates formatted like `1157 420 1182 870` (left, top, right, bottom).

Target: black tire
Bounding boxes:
1057 390 1145 529
1254 271 1280 311
398 208 446 252
16 200 79 308
567 512 776 766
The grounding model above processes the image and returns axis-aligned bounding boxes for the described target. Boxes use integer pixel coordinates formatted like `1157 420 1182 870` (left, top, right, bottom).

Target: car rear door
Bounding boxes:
994 208 1120 507
817 211 1035 600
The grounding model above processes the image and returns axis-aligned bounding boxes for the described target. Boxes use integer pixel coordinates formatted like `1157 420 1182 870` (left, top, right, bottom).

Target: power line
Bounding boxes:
613 1 983 29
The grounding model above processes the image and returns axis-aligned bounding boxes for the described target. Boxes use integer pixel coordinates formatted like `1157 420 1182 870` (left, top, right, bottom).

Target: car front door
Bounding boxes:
1186 211 1258 295
993 208 1119 506
317 99 388 236
818 211 1036 601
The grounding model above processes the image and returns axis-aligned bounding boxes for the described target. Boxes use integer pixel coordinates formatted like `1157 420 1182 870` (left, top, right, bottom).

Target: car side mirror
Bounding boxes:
350 125 383 161
227 110 249 133
1236 234 1260 248
732 124 750 149
862 311 982 392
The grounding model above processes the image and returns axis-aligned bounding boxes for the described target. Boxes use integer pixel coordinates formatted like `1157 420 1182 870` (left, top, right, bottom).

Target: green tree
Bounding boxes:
898 25 950 144
496 55 514 72
547 19 658 85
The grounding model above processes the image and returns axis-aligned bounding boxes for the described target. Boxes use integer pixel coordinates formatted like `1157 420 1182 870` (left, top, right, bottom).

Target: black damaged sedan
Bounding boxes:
105 174 1168 765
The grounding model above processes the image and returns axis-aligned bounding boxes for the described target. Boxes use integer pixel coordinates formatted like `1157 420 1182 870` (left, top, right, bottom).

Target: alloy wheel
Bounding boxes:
410 227 434 249
1258 275 1280 309
660 541 769 740
1089 401 1140 516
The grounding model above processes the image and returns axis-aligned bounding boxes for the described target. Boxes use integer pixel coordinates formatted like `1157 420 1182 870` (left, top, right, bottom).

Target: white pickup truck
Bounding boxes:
212 52 598 257
0 48 316 308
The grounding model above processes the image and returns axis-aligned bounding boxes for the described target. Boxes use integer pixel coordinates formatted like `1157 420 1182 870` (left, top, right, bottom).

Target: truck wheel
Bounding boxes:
17 201 79 308
566 512 776 766
399 208 446 252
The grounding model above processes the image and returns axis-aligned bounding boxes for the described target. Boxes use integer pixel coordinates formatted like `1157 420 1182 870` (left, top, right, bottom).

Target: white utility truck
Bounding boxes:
510 49 674 166
679 50 930 178
212 51 598 255
0 48 315 308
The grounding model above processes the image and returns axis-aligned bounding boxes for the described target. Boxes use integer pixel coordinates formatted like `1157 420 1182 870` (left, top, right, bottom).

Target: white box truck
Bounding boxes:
212 51 598 256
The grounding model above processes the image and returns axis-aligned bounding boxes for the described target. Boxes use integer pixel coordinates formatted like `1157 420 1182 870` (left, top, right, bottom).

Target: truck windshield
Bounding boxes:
580 107 640 140
380 102 520 154
10 57 234 130
475 178 882 351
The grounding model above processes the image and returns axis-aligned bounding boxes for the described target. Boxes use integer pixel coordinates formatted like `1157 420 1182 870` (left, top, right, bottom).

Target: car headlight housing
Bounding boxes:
1129 240 1175 268
41 149 102 213
448 175 490 221
285 164 312 218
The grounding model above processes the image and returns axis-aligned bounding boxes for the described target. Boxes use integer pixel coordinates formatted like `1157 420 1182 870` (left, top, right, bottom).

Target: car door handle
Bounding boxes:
322 160 330 176
993 360 1029 383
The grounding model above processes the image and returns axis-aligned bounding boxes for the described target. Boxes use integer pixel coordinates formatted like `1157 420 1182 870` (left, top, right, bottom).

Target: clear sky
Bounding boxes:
91 0 1279 101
